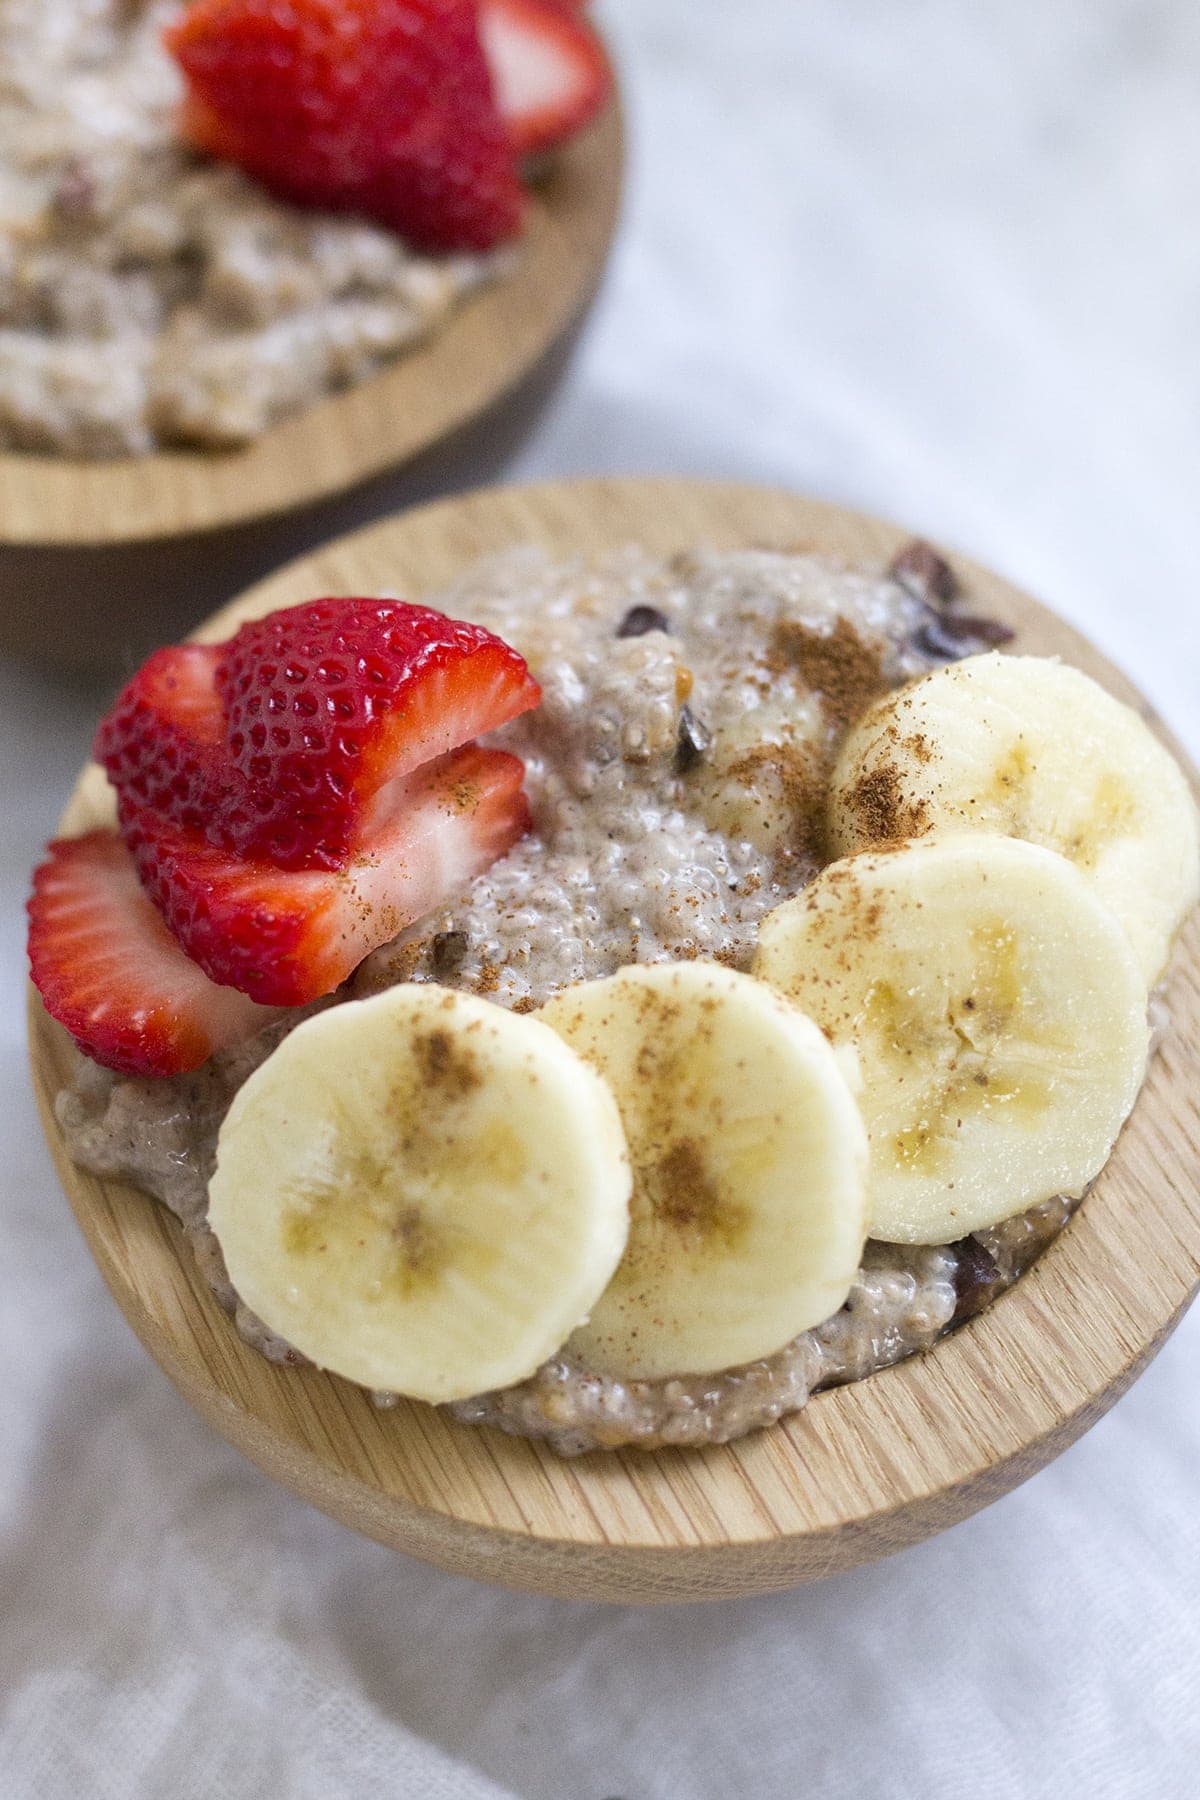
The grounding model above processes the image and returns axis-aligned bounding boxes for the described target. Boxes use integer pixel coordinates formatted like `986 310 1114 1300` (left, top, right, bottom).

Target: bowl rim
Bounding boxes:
0 101 623 549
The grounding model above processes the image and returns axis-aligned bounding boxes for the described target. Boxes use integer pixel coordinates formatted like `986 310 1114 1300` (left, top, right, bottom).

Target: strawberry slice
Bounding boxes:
28 833 273 1077
480 0 611 158
93 598 540 871
214 597 541 869
167 0 526 252
121 745 532 1006
93 643 227 834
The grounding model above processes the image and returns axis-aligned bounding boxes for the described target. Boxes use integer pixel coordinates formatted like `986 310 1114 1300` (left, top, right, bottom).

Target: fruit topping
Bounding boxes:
121 745 531 1006
27 832 273 1077
208 983 631 1399
93 598 540 870
755 834 1150 1244
93 643 226 834
480 0 612 159
540 963 868 1380
829 652 1200 983
214 596 541 868
38 597 538 1065
167 0 526 251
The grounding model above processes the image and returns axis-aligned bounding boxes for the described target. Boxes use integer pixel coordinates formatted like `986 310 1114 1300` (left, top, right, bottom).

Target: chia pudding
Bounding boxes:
58 542 1098 1454
0 0 498 455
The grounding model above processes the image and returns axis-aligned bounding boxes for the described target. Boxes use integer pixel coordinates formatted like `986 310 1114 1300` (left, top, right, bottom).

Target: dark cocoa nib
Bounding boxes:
431 930 469 974
951 1237 1003 1324
54 157 97 222
675 705 712 772
914 610 1016 662
617 604 671 638
889 538 960 605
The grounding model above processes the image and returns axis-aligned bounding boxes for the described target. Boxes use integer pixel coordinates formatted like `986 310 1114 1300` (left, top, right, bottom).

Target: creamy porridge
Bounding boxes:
0 0 497 454
54 540 1088 1455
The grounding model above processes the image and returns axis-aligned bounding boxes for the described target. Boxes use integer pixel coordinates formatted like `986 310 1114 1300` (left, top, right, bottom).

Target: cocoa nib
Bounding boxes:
951 1238 1003 1324
889 539 960 605
53 157 97 222
431 930 469 974
914 610 1015 662
617 604 670 639
675 705 712 772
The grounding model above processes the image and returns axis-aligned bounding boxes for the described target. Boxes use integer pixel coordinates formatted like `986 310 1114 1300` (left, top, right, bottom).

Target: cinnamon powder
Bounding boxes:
842 759 930 843
766 616 887 727
727 741 828 862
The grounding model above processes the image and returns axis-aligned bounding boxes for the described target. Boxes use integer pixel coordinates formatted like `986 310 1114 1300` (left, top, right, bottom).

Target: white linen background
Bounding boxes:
2 0 1198 1793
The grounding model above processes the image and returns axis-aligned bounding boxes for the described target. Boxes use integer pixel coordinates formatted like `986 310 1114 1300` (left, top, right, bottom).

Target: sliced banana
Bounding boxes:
829 651 1199 984
208 986 631 1402
754 834 1149 1244
539 962 869 1381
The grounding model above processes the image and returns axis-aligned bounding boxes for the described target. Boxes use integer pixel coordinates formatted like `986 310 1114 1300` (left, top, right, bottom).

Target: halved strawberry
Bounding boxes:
214 597 541 869
481 0 611 158
93 643 227 834
27 833 273 1077
167 0 526 252
122 745 532 1006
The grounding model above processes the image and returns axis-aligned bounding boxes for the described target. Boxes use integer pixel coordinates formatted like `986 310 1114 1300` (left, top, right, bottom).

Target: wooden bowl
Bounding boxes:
27 479 1200 1604
0 105 622 551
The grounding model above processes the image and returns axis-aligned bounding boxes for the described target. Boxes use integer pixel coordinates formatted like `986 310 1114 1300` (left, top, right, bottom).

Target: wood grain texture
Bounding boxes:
27 478 1200 1603
0 104 621 548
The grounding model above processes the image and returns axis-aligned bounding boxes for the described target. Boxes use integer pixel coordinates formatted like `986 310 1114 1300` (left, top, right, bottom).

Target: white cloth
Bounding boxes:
3 0 1199 1794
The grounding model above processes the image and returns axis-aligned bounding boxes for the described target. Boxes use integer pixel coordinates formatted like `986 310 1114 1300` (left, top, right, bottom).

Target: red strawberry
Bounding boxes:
122 745 531 1006
480 0 611 158
93 643 226 834
27 833 272 1077
93 598 540 871
167 0 526 252
213 597 541 869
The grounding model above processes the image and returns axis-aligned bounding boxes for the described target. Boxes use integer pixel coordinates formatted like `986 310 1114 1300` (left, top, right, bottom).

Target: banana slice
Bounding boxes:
829 651 1199 984
754 834 1149 1244
539 962 868 1381
208 986 631 1402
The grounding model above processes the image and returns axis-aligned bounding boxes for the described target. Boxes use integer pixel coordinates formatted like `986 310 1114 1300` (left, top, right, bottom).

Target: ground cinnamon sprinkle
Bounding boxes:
412 1028 482 1098
766 616 886 726
902 730 933 764
843 760 930 842
473 961 502 995
728 741 828 862
391 941 429 981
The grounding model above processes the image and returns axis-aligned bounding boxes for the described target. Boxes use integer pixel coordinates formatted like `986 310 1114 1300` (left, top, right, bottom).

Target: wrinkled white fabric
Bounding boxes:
3 0 1199 1794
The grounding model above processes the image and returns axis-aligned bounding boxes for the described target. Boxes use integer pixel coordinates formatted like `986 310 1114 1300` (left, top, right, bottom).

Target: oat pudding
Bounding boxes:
53 538 1154 1455
0 0 534 455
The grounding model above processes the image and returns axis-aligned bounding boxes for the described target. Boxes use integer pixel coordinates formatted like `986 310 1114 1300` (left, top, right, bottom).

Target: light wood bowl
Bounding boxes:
0 105 621 550
28 479 1200 1604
